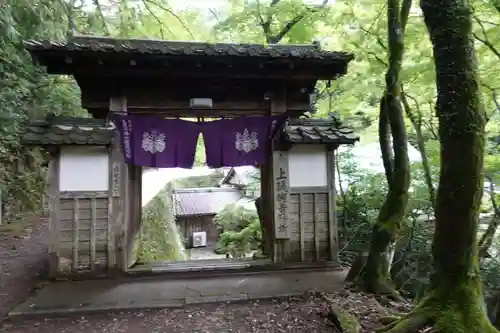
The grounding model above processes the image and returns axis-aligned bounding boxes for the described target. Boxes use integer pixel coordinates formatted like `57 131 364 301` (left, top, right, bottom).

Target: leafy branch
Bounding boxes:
141 0 168 39
91 0 110 35
479 175 500 257
141 0 194 39
256 0 330 44
473 15 500 59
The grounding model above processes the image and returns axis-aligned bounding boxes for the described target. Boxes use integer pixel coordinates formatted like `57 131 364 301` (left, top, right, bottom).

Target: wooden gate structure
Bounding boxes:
22 36 359 277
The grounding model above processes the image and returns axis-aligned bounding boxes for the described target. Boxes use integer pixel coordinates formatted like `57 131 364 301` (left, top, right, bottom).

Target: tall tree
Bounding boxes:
346 0 411 298
379 0 498 331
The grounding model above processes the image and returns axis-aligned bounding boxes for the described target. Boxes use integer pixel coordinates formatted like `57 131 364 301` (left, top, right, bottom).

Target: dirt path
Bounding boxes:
0 218 49 319
1 296 337 333
0 290 414 333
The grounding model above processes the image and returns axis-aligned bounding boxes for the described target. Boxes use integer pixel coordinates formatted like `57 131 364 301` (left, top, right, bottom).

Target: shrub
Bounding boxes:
214 203 261 258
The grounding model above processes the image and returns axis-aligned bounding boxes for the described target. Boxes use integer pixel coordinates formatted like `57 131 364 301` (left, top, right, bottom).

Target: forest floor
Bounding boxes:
0 289 414 333
0 216 418 333
0 216 49 320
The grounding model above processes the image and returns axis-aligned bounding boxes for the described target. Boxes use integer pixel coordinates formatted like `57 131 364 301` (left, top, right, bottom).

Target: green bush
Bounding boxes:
337 149 435 299
214 203 261 258
337 148 500 301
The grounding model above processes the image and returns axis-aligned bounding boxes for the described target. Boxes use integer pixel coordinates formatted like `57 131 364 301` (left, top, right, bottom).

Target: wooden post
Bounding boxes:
109 96 127 272
90 197 97 271
47 152 61 277
327 147 339 263
269 86 287 262
72 198 80 272
272 150 291 262
313 193 320 261
273 151 291 240
299 193 305 261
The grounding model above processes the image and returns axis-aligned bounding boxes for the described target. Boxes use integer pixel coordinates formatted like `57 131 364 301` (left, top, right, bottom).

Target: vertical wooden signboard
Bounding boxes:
273 151 291 239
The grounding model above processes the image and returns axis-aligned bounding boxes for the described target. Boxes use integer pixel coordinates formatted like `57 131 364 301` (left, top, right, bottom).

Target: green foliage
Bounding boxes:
214 203 261 258
0 0 216 221
337 149 388 261
337 149 432 299
139 182 186 262
172 171 225 189
0 0 87 220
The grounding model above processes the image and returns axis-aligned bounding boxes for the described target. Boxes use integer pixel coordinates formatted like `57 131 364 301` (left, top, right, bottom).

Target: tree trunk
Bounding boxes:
479 216 500 258
401 91 436 205
479 180 500 258
379 0 497 331
348 0 411 298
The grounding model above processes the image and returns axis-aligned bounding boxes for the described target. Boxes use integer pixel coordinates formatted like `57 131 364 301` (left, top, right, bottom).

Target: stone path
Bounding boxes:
9 269 346 318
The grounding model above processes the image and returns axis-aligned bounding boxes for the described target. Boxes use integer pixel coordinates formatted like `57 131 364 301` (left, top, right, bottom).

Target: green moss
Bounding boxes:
382 278 498 333
138 183 186 263
0 220 32 233
329 305 362 333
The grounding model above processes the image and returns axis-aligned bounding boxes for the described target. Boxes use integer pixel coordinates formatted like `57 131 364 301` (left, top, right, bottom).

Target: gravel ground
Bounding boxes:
0 296 338 333
0 218 49 319
0 217 414 333
0 290 413 333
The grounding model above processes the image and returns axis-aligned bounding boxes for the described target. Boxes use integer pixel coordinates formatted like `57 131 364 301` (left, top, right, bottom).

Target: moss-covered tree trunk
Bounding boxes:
379 0 498 331
348 0 411 298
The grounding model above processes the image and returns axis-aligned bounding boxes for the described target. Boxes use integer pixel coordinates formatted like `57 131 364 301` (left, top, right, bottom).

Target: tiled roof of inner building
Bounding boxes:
281 117 360 144
24 35 354 61
173 187 243 217
22 115 115 146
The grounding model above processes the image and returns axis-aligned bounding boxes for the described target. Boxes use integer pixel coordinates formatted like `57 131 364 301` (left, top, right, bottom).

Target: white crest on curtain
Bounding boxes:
235 128 259 153
142 130 166 154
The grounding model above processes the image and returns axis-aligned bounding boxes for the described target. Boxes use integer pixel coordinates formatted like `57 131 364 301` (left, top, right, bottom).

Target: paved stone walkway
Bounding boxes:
9 269 346 318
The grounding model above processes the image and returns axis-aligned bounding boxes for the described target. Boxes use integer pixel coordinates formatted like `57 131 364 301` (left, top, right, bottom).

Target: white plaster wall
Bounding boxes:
59 146 109 191
288 145 328 188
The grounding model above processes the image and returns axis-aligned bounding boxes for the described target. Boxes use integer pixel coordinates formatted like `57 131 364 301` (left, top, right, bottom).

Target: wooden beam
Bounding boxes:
47 152 60 278
90 197 97 271
327 147 339 262
313 193 320 261
82 91 311 114
48 61 347 80
270 86 289 262
87 107 306 119
273 151 291 240
109 96 127 272
109 96 127 113
299 193 305 262
72 198 80 272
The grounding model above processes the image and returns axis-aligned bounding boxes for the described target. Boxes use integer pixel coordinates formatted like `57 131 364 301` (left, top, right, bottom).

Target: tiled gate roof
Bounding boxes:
22 115 114 146
281 117 359 144
173 187 243 217
25 36 354 62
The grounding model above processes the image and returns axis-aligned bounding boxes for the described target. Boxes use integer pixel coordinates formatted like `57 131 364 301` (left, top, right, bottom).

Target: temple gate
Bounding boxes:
22 36 358 277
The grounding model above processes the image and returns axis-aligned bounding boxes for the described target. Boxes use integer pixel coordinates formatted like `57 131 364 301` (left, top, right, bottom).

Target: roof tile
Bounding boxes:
22 115 115 146
281 117 360 144
173 187 243 217
24 36 354 62
22 115 360 147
